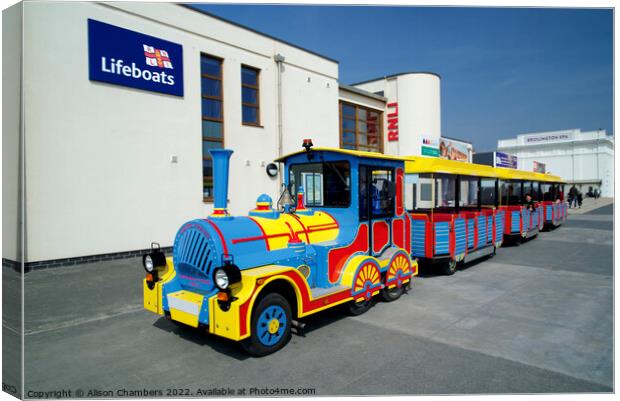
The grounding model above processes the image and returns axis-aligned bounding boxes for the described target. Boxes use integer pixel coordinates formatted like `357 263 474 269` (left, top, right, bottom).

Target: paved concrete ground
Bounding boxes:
568 197 613 215
14 204 613 396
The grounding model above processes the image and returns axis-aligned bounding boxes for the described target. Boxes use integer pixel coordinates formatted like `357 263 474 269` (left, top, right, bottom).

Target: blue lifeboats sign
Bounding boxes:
88 19 184 96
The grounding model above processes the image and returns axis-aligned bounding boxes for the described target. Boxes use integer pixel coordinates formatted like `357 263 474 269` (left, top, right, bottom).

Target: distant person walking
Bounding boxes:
568 185 577 208
577 190 583 208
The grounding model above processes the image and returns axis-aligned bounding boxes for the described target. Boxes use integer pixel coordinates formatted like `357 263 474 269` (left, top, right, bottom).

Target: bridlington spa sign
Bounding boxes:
88 19 184 96
521 130 575 145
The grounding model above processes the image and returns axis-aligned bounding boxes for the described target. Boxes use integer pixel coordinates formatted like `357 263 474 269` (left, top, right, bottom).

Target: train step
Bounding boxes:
376 247 400 268
310 285 348 299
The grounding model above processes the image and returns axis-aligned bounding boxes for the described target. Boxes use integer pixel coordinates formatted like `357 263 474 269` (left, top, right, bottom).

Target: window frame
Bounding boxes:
201 53 225 203
288 161 352 208
458 175 481 209
241 64 261 127
359 165 396 221
339 101 384 153
480 177 498 207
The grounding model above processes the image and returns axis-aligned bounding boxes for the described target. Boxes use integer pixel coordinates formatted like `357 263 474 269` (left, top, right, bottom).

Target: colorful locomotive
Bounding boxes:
143 144 417 356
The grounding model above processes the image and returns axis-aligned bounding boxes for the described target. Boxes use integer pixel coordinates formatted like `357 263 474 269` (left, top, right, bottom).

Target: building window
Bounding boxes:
241 65 260 125
339 101 383 153
201 54 224 202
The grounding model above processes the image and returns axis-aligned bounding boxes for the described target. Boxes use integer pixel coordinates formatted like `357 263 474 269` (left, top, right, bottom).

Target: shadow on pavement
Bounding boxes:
151 301 352 360
152 317 250 361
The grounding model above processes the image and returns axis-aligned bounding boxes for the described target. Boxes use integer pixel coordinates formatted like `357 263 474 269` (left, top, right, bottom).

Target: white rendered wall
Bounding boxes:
498 130 614 197
353 73 441 157
2 4 22 262
21 2 338 262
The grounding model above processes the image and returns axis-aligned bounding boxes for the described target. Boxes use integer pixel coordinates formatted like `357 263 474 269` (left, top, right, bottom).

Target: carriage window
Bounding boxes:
420 182 433 202
500 180 522 205
541 183 553 201
435 174 456 208
558 184 565 201
459 176 479 208
530 181 542 201
480 178 496 206
405 173 432 210
359 166 395 220
523 181 538 201
289 161 350 207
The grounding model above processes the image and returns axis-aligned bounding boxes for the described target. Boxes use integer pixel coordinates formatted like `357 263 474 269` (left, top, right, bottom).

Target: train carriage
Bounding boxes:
403 157 504 275
538 178 568 229
496 168 565 242
142 143 417 356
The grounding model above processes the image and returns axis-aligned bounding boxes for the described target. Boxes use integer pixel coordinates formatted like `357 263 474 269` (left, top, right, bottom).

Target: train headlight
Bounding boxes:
144 255 154 272
213 263 241 291
142 243 167 274
214 268 229 290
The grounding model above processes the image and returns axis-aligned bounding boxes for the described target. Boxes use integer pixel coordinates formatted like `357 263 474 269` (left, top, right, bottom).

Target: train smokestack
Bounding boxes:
208 149 234 218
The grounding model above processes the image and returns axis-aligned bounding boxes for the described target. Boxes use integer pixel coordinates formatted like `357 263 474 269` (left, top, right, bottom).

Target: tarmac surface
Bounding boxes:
7 203 614 397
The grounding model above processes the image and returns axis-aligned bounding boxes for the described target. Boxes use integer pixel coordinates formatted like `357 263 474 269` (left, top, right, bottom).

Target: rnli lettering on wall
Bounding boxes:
387 102 399 141
88 19 183 96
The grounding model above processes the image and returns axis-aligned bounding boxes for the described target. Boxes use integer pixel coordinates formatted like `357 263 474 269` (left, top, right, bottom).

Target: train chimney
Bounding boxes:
208 149 234 218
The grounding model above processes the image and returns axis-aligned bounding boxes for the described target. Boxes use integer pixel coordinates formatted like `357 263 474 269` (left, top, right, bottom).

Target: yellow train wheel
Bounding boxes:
382 251 412 302
345 258 381 316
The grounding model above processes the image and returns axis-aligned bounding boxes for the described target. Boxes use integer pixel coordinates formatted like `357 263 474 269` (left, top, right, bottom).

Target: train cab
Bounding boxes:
404 157 502 275
281 146 416 294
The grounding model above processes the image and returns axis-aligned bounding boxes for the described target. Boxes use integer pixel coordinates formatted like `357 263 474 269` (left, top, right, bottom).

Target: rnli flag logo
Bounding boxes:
143 45 173 69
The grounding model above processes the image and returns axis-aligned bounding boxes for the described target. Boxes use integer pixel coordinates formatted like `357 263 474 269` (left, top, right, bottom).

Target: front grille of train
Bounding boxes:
173 225 219 277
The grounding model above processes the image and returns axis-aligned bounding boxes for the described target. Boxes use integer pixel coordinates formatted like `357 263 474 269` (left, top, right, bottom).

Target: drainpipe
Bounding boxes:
274 54 285 187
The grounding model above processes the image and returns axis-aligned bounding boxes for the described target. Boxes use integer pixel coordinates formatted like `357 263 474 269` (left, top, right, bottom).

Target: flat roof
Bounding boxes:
180 4 339 64
339 84 387 102
404 156 564 182
275 147 404 163
405 156 498 178
350 71 441 86
494 167 564 183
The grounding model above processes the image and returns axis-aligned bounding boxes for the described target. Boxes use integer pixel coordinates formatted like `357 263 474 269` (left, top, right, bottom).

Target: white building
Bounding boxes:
4 2 341 265
1 2 473 267
497 129 614 197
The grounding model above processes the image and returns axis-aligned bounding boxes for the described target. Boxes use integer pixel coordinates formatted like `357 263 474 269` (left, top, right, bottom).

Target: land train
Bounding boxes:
142 143 567 356
404 157 567 274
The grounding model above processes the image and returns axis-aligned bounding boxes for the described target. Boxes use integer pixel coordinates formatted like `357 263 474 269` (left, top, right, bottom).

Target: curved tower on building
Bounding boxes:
352 72 441 156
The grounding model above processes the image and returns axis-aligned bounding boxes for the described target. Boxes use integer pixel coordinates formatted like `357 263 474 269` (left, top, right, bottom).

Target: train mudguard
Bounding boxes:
209 265 305 341
143 257 176 315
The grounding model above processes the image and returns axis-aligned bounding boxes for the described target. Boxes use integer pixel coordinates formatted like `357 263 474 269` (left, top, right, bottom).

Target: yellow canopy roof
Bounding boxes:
494 166 564 183
405 155 564 183
404 156 498 178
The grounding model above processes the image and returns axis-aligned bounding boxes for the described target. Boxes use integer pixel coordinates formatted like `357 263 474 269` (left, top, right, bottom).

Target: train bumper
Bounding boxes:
143 260 290 342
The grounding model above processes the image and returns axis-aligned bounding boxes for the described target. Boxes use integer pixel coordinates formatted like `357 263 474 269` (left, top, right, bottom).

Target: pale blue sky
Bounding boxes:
191 5 613 151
